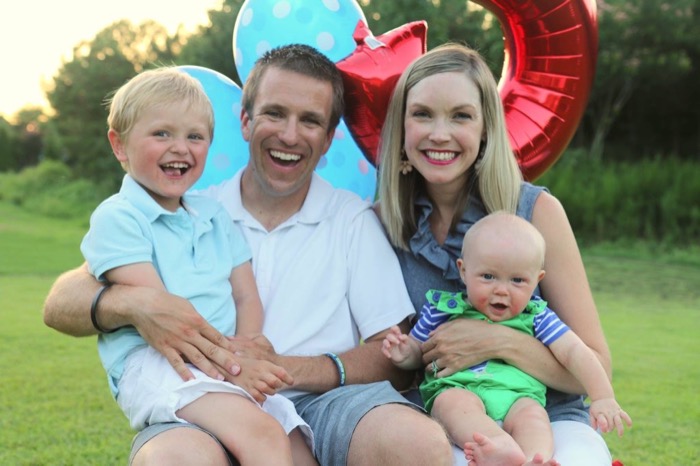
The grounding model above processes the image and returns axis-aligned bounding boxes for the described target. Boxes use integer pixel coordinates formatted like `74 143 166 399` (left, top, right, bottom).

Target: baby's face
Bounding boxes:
458 245 543 322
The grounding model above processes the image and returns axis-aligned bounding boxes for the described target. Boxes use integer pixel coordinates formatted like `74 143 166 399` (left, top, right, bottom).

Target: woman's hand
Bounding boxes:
421 319 503 377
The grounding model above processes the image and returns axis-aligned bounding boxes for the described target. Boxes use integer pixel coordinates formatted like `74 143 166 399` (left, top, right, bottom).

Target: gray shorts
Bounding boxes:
129 422 238 465
130 381 420 465
289 381 422 466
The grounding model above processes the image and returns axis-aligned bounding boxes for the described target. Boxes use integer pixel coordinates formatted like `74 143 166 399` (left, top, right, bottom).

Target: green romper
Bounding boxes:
420 292 549 421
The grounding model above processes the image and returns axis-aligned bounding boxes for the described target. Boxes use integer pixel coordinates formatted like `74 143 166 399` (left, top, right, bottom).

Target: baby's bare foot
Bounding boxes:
523 453 560 466
463 432 526 466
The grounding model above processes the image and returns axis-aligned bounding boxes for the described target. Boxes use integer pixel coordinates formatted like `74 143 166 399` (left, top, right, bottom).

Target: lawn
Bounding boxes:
1 202 698 465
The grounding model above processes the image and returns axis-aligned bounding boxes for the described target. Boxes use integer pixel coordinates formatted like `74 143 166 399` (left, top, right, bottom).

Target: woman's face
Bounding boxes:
403 71 485 191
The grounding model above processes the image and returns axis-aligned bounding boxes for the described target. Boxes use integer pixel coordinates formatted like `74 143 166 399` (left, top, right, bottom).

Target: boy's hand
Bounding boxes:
589 398 632 437
226 356 293 404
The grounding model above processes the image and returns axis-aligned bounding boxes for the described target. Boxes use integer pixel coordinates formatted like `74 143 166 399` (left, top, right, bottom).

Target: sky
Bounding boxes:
1 0 223 120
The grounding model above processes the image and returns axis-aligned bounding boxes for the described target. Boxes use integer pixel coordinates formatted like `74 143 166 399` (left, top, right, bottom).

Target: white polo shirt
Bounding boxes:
199 170 414 394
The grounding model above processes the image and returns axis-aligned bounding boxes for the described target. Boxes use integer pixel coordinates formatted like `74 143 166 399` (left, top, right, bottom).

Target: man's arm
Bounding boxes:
43 263 243 382
231 318 416 393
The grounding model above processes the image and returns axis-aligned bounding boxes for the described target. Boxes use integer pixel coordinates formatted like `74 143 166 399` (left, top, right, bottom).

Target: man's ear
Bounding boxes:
321 128 335 155
107 129 127 163
241 108 251 142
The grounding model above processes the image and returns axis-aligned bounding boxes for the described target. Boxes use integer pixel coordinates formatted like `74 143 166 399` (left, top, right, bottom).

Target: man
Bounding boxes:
44 44 453 466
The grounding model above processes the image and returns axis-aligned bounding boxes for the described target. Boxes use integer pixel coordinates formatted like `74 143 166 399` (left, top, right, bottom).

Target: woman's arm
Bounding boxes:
423 192 611 394
532 192 612 379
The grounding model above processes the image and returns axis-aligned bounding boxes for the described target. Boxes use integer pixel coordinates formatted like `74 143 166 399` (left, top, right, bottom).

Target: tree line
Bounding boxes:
1 0 697 191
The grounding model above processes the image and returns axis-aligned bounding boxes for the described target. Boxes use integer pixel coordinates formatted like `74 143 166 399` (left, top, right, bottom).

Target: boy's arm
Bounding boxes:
104 262 166 291
230 261 264 336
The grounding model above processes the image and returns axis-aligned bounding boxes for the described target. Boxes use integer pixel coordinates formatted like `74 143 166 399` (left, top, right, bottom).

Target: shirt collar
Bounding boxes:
409 194 486 280
227 170 334 228
120 174 215 222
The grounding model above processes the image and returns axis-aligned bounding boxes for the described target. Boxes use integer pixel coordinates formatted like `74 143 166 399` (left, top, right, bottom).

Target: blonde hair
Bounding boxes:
106 67 214 144
377 43 522 250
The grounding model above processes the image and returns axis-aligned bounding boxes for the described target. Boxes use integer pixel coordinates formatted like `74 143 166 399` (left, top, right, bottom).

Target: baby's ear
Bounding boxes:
538 269 546 282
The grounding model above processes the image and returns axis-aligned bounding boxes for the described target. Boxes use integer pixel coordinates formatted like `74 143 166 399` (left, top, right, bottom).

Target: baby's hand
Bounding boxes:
381 326 410 362
589 398 632 437
229 356 292 404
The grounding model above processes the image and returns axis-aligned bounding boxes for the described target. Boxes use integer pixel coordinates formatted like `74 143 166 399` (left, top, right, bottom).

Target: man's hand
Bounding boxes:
226 333 279 363
129 288 242 382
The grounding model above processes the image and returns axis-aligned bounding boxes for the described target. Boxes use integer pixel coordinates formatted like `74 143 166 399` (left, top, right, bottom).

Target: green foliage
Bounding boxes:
177 0 245 83
0 160 108 222
538 151 700 246
362 0 504 73
2 202 698 465
581 0 699 158
46 20 185 191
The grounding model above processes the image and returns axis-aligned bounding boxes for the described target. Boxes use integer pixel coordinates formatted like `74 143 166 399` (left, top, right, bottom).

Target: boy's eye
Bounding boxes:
512 277 525 284
154 130 168 137
482 273 494 280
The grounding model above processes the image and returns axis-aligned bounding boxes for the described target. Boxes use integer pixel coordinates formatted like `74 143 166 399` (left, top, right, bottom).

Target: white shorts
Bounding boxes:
117 346 313 448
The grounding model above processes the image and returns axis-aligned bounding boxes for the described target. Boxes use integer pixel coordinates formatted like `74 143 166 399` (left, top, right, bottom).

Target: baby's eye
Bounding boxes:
512 277 525 284
153 130 168 137
482 273 494 280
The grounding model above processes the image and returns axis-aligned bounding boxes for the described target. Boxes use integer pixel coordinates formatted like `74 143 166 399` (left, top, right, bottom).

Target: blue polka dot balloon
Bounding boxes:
183 0 378 200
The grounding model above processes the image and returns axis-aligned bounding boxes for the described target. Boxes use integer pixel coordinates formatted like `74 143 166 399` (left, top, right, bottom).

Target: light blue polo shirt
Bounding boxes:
81 174 251 396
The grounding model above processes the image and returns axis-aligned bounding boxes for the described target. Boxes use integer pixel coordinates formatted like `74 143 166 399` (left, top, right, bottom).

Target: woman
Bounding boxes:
376 43 613 465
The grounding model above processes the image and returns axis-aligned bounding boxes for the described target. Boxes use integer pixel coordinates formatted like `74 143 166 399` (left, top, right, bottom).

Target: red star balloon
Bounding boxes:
337 20 427 167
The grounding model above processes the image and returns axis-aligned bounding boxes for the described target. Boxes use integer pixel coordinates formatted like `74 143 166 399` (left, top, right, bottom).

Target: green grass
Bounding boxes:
1 201 698 465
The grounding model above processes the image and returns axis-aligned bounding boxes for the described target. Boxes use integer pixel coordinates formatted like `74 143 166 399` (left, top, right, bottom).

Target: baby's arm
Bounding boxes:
548 331 632 436
381 325 423 370
231 261 264 336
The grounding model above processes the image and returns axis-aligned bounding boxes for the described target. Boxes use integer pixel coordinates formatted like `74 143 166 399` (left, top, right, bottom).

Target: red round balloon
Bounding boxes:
338 0 597 180
475 0 598 180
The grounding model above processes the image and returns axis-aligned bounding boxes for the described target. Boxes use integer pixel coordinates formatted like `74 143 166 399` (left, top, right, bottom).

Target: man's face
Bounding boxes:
241 66 335 200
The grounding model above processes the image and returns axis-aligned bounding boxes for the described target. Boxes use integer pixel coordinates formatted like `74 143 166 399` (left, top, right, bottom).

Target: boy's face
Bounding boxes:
108 100 211 211
457 239 544 322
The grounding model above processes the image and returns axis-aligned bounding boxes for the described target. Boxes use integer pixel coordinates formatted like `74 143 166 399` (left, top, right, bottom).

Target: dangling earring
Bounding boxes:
399 150 413 175
474 140 486 172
